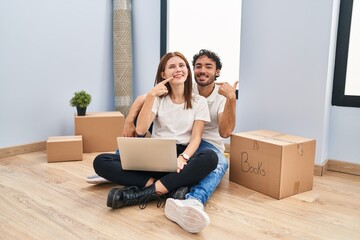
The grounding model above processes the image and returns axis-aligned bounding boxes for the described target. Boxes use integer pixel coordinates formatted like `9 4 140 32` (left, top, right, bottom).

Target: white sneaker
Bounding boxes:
164 198 210 233
85 174 111 184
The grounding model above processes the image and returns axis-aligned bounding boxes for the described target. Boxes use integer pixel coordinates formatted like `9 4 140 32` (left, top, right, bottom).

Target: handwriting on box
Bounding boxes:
240 152 266 176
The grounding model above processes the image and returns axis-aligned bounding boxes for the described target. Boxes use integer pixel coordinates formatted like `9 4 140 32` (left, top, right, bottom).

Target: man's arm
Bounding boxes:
217 81 238 138
122 95 146 137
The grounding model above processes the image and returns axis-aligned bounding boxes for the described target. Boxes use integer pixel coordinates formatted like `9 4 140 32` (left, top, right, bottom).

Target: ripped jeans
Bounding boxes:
185 140 229 204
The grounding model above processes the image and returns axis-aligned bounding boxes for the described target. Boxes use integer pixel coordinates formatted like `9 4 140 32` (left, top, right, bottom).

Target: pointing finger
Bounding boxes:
233 81 239 89
162 76 174 84
216 81 239 89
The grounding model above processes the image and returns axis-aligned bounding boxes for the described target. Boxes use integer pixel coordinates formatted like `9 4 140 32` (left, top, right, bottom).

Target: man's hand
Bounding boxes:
122 94 146 137
216 81 239 99
122 121 136 137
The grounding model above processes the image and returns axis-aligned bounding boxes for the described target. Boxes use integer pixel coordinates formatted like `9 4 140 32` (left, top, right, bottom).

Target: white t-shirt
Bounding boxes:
151 94 210 145
193 84 226 152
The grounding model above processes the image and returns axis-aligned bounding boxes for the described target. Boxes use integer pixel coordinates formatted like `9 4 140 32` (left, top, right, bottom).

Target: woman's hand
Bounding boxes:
149 77 173 97
176 156 187 173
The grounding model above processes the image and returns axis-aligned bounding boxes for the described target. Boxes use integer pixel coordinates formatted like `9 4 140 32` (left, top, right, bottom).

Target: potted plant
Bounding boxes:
70 90 92 116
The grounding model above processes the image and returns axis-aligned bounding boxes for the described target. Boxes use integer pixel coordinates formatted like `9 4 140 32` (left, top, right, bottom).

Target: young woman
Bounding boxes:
93 52 218 209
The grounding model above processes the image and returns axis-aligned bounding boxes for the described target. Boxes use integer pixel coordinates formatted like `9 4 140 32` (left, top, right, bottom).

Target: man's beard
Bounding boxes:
195 74 215 87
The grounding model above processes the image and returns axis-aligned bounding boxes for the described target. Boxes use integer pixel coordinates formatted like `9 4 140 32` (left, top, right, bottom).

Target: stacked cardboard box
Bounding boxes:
75 111 124 153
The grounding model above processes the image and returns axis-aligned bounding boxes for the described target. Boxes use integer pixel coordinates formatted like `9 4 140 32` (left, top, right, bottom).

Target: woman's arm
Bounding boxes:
136 77 174 135
176 120 204 173
182 120 204 157
178 120 205 165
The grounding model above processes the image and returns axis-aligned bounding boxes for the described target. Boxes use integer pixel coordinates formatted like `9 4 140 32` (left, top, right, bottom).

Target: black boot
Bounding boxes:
107 184 160 209
169 186 189 200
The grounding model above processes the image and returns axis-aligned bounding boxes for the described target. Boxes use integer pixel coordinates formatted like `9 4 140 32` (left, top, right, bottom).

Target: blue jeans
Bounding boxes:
185 140 229 204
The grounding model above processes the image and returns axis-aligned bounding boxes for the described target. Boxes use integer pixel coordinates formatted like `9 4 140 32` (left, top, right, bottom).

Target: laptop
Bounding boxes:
117 137 178 172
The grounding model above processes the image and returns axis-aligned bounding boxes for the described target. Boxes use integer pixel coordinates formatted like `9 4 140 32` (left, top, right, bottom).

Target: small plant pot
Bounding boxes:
76 107 87 116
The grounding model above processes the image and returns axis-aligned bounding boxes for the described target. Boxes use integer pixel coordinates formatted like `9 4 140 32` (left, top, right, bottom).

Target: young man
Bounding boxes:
122 49 237 233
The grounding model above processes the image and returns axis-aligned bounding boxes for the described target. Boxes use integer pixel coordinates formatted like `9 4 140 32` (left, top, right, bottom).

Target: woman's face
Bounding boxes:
162 56 188 85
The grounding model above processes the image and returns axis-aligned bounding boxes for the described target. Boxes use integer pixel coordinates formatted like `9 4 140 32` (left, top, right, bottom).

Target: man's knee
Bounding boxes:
218 154 229 171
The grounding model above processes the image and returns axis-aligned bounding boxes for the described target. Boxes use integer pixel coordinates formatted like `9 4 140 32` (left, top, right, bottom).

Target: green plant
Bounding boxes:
70 90 92 108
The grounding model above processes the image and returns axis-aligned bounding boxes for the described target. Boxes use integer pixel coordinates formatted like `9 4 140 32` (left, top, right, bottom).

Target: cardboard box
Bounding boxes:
75 111 124 153
229 130 316 199
47 136 83 162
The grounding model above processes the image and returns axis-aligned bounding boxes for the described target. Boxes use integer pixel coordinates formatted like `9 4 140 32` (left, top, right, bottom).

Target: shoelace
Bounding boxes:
138 191 167 209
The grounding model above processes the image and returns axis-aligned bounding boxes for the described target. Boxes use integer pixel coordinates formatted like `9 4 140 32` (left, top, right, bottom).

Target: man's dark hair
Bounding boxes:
192 49 222 70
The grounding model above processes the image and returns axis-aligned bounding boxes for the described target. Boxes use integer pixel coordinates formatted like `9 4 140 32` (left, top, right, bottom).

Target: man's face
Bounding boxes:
194 56 220 87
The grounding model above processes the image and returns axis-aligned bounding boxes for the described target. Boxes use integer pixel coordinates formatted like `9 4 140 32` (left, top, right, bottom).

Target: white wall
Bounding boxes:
132 0 161 96
0 0 114 147
237 0 335 165
329 107 360 163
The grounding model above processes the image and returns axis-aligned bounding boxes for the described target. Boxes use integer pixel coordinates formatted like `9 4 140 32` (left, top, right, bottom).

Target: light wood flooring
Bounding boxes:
0 151 359 240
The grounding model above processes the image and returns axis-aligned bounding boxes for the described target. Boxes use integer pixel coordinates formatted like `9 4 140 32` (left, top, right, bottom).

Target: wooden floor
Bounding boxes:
1 151 359 240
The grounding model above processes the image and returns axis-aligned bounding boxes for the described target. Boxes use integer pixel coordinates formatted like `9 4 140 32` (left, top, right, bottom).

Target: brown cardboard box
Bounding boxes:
47 136 83 162
75 111 124 153
230 130 316 199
